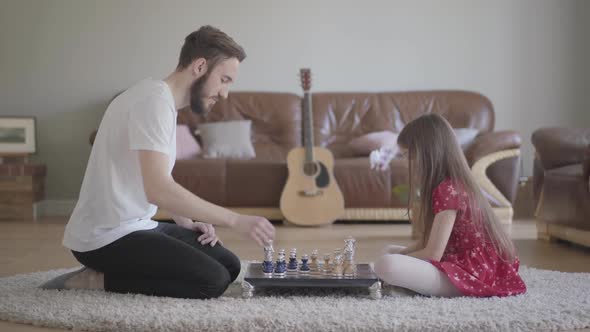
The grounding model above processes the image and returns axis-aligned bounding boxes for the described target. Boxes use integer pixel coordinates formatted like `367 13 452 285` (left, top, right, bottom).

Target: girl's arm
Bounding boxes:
407 210 457 261
381 243 421 255
398 242 422 254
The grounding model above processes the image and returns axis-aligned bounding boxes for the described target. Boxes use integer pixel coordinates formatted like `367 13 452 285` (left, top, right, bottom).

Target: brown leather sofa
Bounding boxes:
532 128 590 246
164 90 521 223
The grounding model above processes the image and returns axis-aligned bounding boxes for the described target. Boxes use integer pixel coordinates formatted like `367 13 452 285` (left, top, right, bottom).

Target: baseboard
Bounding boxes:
37 200 76 217
537 220 590 247
154 207 513 224
42 202 513 223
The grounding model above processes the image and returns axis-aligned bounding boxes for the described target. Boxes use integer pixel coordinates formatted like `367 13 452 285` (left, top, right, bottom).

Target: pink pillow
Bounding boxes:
176 124 201 159
349 131 398 156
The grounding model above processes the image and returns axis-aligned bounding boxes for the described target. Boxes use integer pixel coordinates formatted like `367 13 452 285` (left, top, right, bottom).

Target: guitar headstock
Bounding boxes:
299 68 311 92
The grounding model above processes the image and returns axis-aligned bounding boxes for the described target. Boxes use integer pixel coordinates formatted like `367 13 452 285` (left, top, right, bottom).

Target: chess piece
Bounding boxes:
309 249 319 273
274 249 287 277
332 250 344 278
300 254 310 274
332 248 342 272
262 240 275 276
287 248 298 272
343 236 357 277
323 253 331 274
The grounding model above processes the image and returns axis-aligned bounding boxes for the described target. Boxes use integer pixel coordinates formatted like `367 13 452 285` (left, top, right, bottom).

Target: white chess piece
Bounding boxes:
264 240 274 262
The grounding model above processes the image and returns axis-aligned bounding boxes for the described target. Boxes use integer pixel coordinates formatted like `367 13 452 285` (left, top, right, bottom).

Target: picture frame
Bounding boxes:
0 117 37 155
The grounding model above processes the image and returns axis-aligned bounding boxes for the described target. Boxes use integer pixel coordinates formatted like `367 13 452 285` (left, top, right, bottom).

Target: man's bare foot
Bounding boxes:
64 268 104 290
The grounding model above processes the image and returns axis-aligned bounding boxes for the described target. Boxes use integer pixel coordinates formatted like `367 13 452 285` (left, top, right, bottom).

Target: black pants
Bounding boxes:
72 222 241 299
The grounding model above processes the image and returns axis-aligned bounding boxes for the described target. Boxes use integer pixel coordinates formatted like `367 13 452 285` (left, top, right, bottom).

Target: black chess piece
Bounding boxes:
287 248 298 272
300 254 310 273
274 249 287 277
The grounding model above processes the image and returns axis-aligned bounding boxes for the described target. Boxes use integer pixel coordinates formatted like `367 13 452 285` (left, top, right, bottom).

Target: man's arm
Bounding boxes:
171 214 193 227
139 150 239 227
406 210 456 261
137 150 275 246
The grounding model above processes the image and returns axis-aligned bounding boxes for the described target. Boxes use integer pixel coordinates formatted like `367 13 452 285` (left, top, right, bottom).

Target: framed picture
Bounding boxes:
0 117 36 154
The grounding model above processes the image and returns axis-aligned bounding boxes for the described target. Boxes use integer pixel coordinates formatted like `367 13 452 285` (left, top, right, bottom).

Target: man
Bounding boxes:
43 26 275 299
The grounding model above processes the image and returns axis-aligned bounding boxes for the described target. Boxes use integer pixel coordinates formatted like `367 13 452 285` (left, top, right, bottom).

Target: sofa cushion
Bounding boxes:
172 159 227 205
226 160 288 206
349 131 398 156
177 92 301 161
176 124 201 160
198 120 256 159
334 158 392 207
312 91 494 158
377 91 494 133
311 93 383 158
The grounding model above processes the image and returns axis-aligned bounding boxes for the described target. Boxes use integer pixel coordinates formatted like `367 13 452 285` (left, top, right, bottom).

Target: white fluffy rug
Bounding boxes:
1 262 589 332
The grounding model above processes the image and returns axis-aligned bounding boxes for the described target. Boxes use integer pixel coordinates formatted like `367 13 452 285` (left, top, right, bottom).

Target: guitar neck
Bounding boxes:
302 92 315 163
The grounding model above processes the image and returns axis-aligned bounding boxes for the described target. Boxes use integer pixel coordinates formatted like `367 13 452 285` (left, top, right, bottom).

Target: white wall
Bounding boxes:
576 0 590 124
0 0 588 206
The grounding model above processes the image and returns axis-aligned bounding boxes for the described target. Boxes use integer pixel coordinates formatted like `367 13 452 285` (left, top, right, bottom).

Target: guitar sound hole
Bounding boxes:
303 162 318 176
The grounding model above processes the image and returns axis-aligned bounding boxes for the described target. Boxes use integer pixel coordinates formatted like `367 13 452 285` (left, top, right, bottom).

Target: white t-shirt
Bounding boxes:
63 79 177 252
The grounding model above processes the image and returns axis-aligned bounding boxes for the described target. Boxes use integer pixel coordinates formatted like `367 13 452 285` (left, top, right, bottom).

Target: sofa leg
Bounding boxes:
536 222 590 247
536 220 560 242
536 220 549 240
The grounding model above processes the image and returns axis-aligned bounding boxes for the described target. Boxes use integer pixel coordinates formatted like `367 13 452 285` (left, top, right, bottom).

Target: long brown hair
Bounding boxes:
397 113 516 262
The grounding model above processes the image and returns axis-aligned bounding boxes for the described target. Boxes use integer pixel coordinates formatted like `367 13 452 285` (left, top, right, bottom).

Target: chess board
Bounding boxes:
242 262 382 299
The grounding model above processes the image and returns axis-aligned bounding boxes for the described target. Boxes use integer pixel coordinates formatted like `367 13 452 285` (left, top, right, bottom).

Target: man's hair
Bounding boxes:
177 25 246 70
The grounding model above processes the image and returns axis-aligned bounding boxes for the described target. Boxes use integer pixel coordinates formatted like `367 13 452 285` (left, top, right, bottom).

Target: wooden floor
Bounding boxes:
1 218 589 332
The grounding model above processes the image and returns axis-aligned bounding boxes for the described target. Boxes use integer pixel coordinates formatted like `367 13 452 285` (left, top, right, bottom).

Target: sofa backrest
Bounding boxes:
311 91 495 158
178 90 495 159
178 92 301 160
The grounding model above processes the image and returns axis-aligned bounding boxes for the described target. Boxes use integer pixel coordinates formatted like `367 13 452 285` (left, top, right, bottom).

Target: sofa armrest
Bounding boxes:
531 127 590 170
465 131 521 209
465 131 521 166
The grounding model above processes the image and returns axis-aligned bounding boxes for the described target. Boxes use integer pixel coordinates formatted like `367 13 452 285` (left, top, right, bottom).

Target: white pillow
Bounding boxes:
453 128 479 149
349 131 399 156
197 120 256 159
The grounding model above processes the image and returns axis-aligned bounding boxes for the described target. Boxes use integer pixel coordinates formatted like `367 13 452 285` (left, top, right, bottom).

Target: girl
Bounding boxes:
373 113 526 297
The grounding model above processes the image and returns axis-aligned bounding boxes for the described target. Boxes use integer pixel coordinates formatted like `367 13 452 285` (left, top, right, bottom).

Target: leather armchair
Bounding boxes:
532 127 590 246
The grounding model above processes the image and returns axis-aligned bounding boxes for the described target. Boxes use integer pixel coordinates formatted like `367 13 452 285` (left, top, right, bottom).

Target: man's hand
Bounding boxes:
174 215 221 247
230 214 275 247
193 222 221 246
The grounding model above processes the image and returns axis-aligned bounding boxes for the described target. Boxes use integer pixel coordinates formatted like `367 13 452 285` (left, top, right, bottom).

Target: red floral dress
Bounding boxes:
429 179 526 297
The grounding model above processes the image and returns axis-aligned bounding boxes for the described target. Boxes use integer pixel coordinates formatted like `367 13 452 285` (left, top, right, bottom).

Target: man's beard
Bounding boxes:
189 72 211 115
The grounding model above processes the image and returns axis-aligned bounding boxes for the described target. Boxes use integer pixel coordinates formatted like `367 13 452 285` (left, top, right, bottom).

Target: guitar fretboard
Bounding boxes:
302 92 315 164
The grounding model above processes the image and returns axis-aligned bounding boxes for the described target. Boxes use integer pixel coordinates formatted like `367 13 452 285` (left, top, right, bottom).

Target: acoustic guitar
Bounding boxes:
280 68 345 226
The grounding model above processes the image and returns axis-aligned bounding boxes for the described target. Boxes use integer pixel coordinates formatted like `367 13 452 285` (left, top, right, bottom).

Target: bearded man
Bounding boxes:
44 26 275 299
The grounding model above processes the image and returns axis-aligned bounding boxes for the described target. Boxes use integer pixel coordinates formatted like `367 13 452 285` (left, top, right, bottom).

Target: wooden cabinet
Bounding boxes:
0 164 46 221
